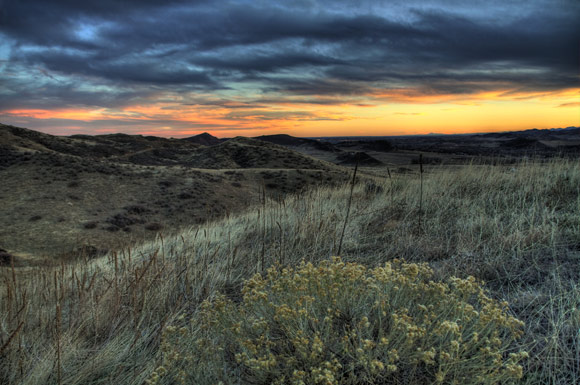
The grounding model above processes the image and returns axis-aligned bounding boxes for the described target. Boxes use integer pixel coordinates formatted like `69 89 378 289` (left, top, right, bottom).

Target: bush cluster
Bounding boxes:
150 258 527 385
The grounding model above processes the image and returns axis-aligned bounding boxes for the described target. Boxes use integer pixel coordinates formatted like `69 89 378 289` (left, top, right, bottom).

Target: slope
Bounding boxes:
1 159 578 384
0 125 350 261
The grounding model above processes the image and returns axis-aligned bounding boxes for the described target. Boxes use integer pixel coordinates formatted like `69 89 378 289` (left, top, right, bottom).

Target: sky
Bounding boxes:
0 0 579 138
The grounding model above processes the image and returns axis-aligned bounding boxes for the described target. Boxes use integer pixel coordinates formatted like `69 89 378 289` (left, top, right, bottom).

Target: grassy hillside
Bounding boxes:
0 124 348 260
1 159 579 384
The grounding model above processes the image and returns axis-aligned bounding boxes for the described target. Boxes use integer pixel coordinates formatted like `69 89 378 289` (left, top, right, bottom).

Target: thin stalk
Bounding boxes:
387 167 393 205
261 183 266 272
418 153 424 229
277 221 284 266
337 156 359 256
56 303 62 385
0 321 23 355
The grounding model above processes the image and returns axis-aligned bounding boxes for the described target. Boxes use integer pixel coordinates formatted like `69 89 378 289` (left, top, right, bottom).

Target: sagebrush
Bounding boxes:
154 258 527 385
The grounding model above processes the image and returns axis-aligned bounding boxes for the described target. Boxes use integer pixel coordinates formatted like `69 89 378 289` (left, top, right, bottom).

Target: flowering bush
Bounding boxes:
150 257 527 385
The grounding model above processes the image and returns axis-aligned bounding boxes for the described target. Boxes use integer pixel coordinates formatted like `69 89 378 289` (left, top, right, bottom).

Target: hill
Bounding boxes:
182 132 222 146
389 126 580 157
1 158 578 384
254 134 393 167
186 136 336 169
0 124 205 163
255 134 339 152
0 124 349 260
336 151 383 166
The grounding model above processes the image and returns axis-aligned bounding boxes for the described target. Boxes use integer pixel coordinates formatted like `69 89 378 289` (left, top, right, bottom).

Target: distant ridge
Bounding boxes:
182 132 222 146
186 136 336 169
0 123 204 165
478 126 580 138
336 151 383 166
255 134 339 152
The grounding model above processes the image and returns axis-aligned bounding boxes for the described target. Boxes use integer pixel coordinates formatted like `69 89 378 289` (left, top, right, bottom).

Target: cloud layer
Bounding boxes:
1 0 578 135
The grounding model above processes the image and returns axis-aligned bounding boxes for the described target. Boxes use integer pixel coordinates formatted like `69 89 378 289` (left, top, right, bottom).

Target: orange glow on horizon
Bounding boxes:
4 108 110 121
371 87 580 105
2 87 578 137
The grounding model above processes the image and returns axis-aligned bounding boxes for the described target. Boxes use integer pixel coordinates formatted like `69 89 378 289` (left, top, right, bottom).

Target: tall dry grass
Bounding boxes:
0 158 579 384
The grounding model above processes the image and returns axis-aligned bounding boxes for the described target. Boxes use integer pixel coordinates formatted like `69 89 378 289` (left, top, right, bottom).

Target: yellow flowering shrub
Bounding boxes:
151 257 527 385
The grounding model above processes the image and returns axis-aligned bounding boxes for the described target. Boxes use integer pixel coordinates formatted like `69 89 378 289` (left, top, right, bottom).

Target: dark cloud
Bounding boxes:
411 9 579 72
0 0 578 113
183 100 269 109
224 110 343 122
195 52 344 74
0 62 162 110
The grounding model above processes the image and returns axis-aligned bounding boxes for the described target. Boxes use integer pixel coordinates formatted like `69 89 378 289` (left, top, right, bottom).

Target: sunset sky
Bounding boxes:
0 0 578 138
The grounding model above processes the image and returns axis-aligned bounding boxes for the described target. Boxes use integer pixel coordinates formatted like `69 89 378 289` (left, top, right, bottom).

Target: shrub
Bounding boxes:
178 192 194 199
124 204 150 214
83 221 98 229
0 249 14 265
145 222 163 231
151 258 527 385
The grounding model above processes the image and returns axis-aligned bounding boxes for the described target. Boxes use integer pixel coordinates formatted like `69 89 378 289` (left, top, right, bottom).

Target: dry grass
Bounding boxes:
0 162 347 260
1 158 579 384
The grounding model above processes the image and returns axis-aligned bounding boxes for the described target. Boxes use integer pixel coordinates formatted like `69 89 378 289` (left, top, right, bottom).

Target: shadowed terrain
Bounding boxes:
3 124 578 261
0 124 349 262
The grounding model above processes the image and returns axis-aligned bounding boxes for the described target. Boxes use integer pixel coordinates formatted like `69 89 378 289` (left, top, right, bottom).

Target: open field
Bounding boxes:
1 157 579 384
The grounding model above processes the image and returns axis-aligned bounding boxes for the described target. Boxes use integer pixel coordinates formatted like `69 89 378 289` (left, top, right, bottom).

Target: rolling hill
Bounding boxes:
0 124 350 261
